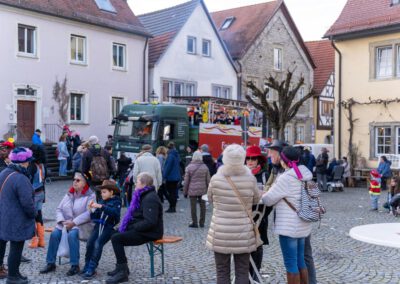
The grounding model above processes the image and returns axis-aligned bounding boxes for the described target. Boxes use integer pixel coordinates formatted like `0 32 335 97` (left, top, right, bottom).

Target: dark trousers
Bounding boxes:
157 184 168 203
0 240 6 266
165 181 178 208
381 177 388 191
0 240 24 277
249 245 263 281
111 229 149 264
85 226 115 269
305 235 317 284
190 196 206 226
214 252 250 284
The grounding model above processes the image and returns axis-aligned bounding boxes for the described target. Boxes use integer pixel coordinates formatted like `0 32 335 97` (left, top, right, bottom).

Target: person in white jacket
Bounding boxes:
129 145 162 190
262 146 312 284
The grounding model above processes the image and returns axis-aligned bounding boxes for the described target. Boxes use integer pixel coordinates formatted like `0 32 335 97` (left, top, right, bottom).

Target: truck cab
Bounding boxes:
112 104 189 161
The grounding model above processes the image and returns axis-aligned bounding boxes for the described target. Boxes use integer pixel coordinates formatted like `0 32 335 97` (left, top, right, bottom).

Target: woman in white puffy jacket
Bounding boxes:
262 146 312 284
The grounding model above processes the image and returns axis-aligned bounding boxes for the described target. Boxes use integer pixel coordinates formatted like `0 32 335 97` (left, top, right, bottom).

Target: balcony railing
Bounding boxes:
44 124 63 143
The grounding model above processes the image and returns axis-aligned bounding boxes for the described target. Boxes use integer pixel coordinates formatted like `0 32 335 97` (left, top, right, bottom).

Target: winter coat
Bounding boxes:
303 152 316 173
131 152 162 189
202 153 217 176
262 165 313 238
126 188 163 240
117 156 132 178
55 187 95 232
32 133 42 145
183 160 210 197
378 161 392 178
315 152 329 174
91 196 122 229
163 149 181 182
81 144 114 178
57 141 69 160
0 159 7 173
72 152 82 172
206 165 260 254
0 167 35 241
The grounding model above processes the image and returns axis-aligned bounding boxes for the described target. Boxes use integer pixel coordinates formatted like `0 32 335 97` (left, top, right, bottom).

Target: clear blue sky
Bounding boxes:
128 0 347 41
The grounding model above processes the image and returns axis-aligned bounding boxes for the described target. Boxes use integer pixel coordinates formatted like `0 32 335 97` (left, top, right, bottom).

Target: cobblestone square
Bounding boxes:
6 181 400 284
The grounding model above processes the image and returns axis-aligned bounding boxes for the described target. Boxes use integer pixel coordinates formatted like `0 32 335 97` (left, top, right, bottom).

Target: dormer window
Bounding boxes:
94 0 116 13
220 17 235 30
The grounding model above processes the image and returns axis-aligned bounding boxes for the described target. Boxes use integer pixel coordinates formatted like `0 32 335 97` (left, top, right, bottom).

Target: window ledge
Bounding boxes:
112 67 127 72
17 52 38 59
70 61 88 67
370 76 400 82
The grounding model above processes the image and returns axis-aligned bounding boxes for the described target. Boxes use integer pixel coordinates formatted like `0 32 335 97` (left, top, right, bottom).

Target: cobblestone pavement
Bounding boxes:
3 181 400 284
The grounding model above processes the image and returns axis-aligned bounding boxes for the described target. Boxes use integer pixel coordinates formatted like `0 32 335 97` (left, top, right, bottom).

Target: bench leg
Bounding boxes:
161 243 164 275
148 242 155 278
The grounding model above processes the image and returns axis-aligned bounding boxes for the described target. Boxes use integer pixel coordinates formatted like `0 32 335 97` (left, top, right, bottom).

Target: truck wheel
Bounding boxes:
327 185 334 192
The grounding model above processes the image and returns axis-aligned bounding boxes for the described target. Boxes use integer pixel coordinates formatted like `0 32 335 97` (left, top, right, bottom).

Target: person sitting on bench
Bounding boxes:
106 172 163 284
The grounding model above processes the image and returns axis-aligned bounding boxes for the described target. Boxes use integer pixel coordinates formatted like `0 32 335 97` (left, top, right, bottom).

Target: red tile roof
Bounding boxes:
325 0 400 38
211 1 278 60
0 0 149 37
305 40 335 95
211 1 315 68
148 31 176 67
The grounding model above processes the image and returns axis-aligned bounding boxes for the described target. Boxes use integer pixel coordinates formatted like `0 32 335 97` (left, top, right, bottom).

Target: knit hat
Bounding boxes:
200 144 209 153
88 136 99 146
9 147 33 164
222 144 246 167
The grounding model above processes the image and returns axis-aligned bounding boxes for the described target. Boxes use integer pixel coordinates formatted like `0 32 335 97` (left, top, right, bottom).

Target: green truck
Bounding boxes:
112 104 195 162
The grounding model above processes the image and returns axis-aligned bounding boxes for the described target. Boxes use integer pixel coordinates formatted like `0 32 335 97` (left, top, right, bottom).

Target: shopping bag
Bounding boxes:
56 227 70 258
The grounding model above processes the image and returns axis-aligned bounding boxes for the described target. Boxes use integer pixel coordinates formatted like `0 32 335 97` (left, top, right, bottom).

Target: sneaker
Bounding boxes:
165 207 176 213
83 270 96 280
188 223 198 228
20 256 31 263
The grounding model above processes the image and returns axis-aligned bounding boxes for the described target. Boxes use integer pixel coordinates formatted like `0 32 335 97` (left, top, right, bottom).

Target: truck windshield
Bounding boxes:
116 120 156 140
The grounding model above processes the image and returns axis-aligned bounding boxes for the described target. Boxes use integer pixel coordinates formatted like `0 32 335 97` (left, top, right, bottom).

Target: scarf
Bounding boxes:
119 186 154 232
8 163 29 177
251 165 262 175
280 152 303 180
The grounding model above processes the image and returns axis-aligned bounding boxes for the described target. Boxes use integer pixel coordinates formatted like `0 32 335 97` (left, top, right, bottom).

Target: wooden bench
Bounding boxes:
146 236 183 278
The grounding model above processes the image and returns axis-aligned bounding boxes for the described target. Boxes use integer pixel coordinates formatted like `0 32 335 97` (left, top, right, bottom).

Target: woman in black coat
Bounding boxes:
0 148 35 284
106 172 163 284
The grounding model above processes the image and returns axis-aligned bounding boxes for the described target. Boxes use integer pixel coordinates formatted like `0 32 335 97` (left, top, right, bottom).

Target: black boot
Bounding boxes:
66 265 80 276
6 276 28 284
39 263 56 274
165 207 176 213
106 263 129 284
107 264 130 276
20 256 30 263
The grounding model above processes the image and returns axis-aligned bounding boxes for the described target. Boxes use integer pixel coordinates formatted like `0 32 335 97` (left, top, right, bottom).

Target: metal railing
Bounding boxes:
44 123 63 143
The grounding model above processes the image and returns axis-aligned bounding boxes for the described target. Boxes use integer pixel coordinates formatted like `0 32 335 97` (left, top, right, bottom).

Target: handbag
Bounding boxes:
56 226 70 258
225 176 263 248
78 222 95 241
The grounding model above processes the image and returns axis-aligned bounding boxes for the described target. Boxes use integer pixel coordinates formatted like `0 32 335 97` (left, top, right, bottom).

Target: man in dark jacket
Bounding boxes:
81 136 114 186
0 147 35 284
163 142 181 213
106 173 163 284
316 147 329 192
199 144 216 176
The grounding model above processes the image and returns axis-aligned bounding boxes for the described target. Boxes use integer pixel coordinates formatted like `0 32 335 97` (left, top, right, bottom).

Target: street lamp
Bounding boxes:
149 90 159 103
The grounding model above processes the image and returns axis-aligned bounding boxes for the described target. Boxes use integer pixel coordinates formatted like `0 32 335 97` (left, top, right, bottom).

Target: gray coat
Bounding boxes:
0 167 35 241
183 160 210 197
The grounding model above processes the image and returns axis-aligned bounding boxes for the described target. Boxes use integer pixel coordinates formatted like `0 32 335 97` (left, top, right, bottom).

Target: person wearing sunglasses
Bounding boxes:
40 172 95 276
245 145 273 282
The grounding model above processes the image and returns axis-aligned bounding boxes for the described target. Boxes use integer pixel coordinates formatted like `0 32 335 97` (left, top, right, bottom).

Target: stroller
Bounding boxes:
326 165 344 192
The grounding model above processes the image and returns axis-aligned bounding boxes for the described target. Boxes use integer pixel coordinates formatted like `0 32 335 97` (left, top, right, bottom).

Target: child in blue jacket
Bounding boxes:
82 180 121 279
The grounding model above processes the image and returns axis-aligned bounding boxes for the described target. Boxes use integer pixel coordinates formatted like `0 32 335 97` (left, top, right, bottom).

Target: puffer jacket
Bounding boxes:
56 186 95 232
206 165 260 254
262 165 313 238
183 160 210 197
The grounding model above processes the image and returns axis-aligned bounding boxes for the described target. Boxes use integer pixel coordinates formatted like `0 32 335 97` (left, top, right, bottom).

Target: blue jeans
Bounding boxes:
304 235 317 284
84 225 115 271
279 235 306 273
370 194 379 209
59 159 67 176
46 228 80 265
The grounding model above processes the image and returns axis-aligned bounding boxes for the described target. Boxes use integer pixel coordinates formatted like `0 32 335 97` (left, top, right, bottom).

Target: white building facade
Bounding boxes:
0 1 149 143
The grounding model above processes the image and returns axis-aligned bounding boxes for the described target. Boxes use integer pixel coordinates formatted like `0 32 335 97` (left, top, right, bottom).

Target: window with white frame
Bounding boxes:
376 127 391 155
284 125 292 142
94 0 116 12
187 36 196 54
112 43 126 69
397 46 400 77
111 97 124 118
202 39 211 57
17 88 37 96
70 93 84 122
174 82 184 96
376 46 393 78
186 83 195 97
18 24 36 55
70 35 86 63
162 80 197 99
273 47 282 71
296 125 305 142
212 85 232 99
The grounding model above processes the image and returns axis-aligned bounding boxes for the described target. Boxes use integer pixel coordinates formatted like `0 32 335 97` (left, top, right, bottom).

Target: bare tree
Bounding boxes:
245 70 314 140
52 77 69 125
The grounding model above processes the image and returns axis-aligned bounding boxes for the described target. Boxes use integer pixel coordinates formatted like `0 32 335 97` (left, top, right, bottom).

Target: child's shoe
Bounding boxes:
83 269 96 280
79 262 89 276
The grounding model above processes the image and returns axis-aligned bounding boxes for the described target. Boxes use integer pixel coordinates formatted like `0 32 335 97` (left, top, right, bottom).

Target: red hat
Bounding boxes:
370 170 381 178
246 145 266 162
